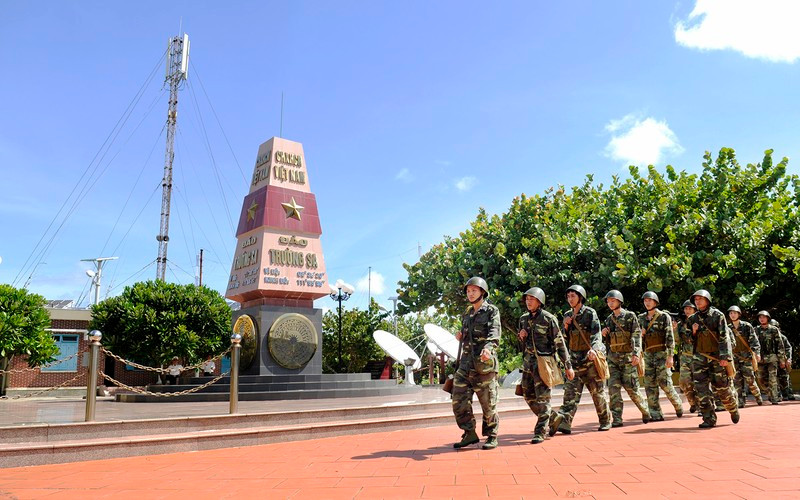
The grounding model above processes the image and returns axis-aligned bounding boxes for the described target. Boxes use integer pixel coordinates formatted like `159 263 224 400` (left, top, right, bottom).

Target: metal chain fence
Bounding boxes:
0 351 81 375
99 346 232 374
98 370 230 397
0 372 86 400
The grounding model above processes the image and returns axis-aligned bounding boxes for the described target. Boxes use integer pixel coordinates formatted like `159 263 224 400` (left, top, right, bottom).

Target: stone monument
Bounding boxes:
226 137 328 375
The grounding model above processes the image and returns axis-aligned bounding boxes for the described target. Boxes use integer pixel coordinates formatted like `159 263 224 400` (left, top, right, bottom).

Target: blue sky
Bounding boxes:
2 1 800 313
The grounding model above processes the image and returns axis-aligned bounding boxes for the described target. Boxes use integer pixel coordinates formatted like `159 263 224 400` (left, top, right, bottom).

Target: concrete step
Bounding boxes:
116 385 421 403
147 379 399 394
0 397 532 468
185 373 375 384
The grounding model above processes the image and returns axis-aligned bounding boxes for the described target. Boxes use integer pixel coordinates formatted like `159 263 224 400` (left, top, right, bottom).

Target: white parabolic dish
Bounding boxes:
426 341 444 356
423 323 459 360
373 330 421 370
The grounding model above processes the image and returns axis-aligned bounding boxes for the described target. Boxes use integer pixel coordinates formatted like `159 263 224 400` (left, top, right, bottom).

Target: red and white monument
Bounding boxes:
226 137 327 375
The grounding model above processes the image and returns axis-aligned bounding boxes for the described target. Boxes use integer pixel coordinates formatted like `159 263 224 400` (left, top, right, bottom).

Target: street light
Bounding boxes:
329 279 354 371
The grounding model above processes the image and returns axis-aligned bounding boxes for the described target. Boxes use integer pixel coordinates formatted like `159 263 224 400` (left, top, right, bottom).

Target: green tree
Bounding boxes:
89 280 231 368
0 284 57 395
322 299 387 373
399 148 800 367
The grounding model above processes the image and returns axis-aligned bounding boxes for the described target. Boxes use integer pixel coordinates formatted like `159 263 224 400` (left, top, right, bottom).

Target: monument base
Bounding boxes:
234 304 323 376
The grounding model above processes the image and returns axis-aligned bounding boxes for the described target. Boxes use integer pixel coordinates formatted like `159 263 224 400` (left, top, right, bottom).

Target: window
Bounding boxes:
42 335 79 372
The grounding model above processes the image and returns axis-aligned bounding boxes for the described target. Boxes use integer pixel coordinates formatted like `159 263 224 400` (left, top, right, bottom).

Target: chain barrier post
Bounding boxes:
229 333 241 414
85 330 102 422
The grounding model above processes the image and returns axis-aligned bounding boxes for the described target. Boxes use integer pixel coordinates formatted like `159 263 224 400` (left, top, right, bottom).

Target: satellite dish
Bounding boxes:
426 341 443 357
423 323 460 360
372 330 421 370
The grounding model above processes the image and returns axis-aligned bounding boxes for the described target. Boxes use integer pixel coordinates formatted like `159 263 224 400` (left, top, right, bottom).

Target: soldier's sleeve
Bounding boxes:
483 306 501 354
631 312 642 356
550 316 572 370
784 335 792 360
717 312 732 360
748 324 761 358
778 332 788 362
588 310 604 352
664 314 675 353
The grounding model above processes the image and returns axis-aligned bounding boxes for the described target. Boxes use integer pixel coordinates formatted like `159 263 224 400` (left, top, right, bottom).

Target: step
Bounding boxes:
116 385 421 403
0 398 532 468
185 373 375 384
146 379 399 394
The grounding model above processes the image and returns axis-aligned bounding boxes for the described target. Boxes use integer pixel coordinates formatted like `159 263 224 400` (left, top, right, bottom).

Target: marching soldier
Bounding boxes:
727 306 763 407
639 292 684 420
769 319 793 401
549 285 611 435
601 290 651 427
677 300 700 413
688 289 740 428
754 312 786 404
452 277 501 449
517 287 574 443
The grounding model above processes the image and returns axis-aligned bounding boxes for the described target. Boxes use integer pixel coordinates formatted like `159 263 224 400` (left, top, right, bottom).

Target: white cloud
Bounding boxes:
675 0 800 63
356 270 386 295
454 176 477 192
394 168 413 183
604 114 683 166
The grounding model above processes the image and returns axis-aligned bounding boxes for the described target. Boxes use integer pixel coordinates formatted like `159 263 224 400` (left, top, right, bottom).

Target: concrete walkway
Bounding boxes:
1 399 798 499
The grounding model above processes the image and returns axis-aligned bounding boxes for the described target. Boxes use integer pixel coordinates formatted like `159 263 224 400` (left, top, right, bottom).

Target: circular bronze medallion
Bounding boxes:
232 314 258 372
268 313 318 369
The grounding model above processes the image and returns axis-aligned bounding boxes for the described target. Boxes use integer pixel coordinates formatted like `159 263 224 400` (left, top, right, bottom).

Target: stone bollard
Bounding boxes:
85 330 102 422
229 333 241 414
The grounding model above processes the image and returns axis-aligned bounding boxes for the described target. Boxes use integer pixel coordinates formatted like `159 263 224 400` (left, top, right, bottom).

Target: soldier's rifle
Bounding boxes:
730 324 759 371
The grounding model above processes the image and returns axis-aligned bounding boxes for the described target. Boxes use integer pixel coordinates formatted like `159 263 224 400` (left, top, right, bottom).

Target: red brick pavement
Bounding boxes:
1 400 799 499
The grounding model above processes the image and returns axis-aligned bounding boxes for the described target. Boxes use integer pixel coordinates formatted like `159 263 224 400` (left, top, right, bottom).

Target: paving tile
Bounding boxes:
356 485 424 499
548 481 624 497
455 473 515 485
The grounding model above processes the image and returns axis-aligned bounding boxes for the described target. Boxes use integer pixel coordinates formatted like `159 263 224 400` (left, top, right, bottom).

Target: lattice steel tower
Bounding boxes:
156 34 190 280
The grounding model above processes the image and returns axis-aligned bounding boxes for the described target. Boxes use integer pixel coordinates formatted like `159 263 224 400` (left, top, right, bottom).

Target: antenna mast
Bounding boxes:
156 33 190 280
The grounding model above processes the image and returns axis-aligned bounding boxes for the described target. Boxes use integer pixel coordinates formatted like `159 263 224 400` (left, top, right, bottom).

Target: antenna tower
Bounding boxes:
156 33 190 280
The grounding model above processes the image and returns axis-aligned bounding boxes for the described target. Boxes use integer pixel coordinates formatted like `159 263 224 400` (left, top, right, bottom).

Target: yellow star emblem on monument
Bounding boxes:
247 199 258 221
281 197 304 221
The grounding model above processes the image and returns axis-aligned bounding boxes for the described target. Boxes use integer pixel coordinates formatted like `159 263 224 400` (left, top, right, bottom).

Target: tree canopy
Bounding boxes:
0 284 57 365
398 148 800 364
89 280 231 367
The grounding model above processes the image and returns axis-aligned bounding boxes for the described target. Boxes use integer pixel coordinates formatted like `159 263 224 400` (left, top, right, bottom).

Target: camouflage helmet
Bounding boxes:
757 310 771 319
523 287 546 306
770 318 780 328
691 289 712 305
566 284 587 302
727 305 742 315
464 277 489 297
682 299 696 309
604 290 624 303
641 291 660 304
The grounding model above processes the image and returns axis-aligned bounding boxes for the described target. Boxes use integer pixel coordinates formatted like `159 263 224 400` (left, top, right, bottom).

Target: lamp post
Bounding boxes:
329 279 354 371
387 296 399 337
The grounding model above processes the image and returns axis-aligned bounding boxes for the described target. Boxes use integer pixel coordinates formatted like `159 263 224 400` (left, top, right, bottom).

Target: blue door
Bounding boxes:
42 334 79 372
221 354 231 374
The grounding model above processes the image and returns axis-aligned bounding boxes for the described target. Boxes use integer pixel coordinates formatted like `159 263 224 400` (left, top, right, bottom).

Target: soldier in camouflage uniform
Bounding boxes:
639 292 684 420
727 306 763 407
517 287 574 444
770 320 795 401
601 290 651 427
549 285 611 435
688 289 740 428
452 277 502 449
754 312 787 404
677 300 700 413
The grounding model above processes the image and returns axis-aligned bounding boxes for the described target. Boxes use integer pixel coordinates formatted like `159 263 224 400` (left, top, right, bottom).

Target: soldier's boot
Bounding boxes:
698 421 715 429
789 394 796 401
530 434 545 444
642 412 651 424
675 407 683 418
482 436 498 450
756 396 764 406
731 410 740 424
598 421 611 431
453 430 479 449
689 404 697 413
548 413 568 437
737 399 746 408
611 421 623 428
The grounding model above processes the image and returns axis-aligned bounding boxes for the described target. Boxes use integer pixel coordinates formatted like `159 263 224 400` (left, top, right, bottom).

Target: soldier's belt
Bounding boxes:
644 343 666 352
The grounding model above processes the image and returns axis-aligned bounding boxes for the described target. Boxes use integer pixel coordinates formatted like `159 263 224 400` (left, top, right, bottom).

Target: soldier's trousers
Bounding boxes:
607 352 650 424
452 367 499 438
643 350 683 418
733 355 761 403
692 354 738 425
555 360 610 429
521 366 551 437
758 355 780 403
678 353 698 409
777 365 794 399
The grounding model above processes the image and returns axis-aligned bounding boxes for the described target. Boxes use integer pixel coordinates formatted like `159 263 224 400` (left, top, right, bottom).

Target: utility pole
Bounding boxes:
81 257 118 306
198 248 204 286
156 33 190 280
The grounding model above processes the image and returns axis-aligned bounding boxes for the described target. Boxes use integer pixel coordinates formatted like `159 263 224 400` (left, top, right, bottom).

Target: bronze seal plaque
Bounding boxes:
232 314 258 371
268 313 318 369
